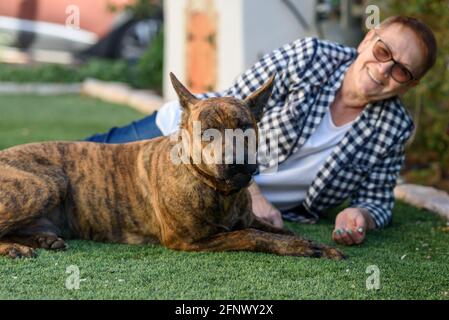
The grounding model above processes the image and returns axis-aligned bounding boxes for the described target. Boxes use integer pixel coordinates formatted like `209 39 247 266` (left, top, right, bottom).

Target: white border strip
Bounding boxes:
0 16 98 44
0 82 82 95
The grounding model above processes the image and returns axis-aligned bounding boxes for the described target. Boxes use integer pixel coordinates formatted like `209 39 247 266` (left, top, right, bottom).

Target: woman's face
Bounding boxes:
349 23 425 102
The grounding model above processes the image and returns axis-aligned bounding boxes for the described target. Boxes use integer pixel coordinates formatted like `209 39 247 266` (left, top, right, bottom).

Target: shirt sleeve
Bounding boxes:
349 130 413 229
196 37 317 104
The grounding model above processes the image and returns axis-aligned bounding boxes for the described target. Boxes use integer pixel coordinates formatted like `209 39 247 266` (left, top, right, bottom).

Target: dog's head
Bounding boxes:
169 72 274 193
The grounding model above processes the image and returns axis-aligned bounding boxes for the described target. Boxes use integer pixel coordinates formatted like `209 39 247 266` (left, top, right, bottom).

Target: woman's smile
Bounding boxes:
367 67 384 86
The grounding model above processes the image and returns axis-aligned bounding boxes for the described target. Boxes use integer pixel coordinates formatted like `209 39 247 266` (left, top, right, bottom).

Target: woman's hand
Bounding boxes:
248 182 284 228
332 208 375 245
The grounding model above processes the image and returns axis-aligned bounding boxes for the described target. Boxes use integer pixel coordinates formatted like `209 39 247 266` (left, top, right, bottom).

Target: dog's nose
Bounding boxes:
228 163 258 176
247 163 258 175
228 163 244 175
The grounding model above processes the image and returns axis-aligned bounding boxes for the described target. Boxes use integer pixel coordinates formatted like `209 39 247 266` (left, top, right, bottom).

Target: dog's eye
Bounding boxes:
202 131 215 141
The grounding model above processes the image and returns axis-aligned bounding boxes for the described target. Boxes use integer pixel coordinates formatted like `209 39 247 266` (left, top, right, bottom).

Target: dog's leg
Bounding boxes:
3 217 68 251
0 169 67 258
168 229 346 260
0 217 68 258
0 169 67 238
0 242 37 258
249 216 296 236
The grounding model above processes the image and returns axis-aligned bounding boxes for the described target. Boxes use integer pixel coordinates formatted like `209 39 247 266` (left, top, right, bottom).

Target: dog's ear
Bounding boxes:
244 74 275 122
170 72 199 110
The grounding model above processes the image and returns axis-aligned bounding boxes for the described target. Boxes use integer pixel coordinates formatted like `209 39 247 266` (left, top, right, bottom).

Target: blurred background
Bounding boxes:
0 0 448 192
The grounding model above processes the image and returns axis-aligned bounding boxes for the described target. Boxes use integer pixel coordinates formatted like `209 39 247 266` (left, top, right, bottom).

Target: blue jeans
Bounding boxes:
85 112 163 143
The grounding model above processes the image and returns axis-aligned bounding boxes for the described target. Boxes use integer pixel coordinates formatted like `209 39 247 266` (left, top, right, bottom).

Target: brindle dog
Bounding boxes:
0 73 345 260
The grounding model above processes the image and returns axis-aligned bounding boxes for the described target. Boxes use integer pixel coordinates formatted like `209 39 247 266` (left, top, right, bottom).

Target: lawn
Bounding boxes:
0 94 448 300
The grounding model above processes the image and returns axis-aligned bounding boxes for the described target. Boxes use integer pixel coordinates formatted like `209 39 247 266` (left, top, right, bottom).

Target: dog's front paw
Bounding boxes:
287 238 346 260
320 246 347 261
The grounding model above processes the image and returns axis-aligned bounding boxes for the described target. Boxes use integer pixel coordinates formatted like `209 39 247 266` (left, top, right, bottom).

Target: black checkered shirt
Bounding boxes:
198 37 415 229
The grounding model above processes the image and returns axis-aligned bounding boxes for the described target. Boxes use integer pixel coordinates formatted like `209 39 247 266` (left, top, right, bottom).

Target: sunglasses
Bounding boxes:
372 33 415 84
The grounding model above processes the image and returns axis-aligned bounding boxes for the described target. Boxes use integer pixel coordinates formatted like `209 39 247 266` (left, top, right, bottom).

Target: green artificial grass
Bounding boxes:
0 94 144 149
0 94 448 300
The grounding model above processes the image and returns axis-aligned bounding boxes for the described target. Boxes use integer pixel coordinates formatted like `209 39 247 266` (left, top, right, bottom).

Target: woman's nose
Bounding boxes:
377 61 395 78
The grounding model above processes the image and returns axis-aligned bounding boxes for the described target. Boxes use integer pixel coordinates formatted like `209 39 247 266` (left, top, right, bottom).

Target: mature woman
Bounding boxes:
86 16 437 246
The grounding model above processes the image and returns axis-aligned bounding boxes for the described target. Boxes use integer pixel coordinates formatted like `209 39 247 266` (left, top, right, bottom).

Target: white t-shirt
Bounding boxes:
155 101 353 210
254 108 353 210
156 100 183 135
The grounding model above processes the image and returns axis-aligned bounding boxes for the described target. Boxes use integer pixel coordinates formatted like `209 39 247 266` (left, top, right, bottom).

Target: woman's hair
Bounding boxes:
380 16 437 78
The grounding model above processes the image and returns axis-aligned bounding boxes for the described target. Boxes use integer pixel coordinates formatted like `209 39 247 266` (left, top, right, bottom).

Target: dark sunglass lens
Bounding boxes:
392 64 411 83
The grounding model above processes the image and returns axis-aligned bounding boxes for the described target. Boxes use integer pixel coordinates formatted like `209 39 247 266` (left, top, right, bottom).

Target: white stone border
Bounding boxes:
81 78 165 115
394 184 449 221
0 82 81 94
0 79 165 115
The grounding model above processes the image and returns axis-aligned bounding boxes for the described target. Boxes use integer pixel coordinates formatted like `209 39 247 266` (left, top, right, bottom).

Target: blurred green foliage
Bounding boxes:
374 0 449 187
0 60 129 84
108 0 162 20
135 29 164 94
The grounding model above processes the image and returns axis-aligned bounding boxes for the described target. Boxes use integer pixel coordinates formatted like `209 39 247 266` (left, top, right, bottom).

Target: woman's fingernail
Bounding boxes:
357 227 364 234
346 229 353 235
335 229 342 235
